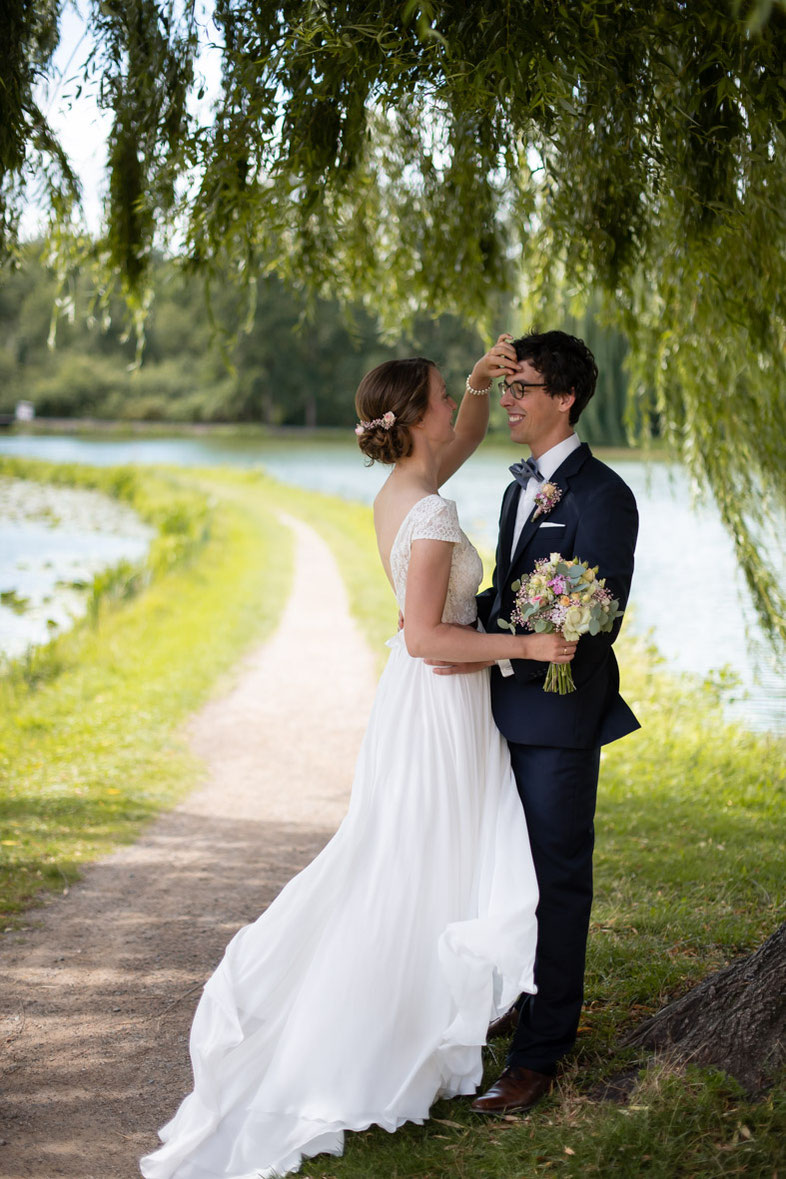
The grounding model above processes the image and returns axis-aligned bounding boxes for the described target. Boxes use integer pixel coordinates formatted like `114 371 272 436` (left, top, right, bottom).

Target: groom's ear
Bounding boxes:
555 389 576 415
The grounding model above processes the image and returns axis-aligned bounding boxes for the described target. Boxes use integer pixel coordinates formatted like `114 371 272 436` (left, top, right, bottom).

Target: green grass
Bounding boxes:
298 1069 786 1178
0 460 294 919
0 460 402 920
1 460 783 1173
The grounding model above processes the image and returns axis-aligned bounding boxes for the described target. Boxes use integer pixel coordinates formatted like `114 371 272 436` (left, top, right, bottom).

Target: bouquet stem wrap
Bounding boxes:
544 661 576 694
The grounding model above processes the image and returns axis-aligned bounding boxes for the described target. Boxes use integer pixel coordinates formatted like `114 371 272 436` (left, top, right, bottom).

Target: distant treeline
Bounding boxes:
0 247 632 445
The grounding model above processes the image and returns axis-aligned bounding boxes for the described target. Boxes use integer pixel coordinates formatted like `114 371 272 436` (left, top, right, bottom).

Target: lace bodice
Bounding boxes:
389 495 483 626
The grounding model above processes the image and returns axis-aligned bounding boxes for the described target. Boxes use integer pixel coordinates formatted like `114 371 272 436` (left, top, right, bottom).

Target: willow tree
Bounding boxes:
2 0 786 643
2 0 785 1089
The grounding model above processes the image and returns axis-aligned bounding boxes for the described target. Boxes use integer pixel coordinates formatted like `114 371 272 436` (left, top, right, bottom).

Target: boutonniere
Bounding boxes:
532 481 563 520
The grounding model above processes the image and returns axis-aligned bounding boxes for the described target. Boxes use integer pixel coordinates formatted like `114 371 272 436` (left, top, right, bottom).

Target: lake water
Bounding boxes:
0 430 782 734
0 476 155 659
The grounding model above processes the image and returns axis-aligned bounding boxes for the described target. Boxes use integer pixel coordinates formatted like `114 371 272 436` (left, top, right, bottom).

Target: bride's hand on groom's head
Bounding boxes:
470 333 518 391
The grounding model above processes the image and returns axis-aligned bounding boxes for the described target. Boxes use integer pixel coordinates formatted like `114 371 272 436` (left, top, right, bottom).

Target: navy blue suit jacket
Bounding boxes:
477 443 640 750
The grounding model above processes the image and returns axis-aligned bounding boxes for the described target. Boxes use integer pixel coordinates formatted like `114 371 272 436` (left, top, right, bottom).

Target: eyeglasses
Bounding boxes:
497 379 549 400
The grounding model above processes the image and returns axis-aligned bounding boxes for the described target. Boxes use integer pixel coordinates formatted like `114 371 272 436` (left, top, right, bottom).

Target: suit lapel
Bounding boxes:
507 442 592 574
489 482 520 618
498 482 520 583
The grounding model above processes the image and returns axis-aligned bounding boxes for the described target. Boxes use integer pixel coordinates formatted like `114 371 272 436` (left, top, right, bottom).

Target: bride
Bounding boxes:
140 337 576 1179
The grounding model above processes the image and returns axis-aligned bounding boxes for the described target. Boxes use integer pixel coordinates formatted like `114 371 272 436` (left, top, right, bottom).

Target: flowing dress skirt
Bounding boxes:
140 633 539 1179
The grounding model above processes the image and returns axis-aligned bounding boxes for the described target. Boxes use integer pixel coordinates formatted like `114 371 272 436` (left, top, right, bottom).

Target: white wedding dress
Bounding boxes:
140 494 539 1179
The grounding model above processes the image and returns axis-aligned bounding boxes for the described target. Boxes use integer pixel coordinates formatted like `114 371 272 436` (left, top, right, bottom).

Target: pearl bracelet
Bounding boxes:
465 376 492 396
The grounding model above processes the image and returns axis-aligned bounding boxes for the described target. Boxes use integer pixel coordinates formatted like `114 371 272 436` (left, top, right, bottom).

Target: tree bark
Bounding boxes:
622 923 786 1094
304 393 317 430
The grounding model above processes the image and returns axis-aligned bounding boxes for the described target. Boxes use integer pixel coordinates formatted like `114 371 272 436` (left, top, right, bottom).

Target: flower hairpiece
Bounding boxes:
355 411 396 436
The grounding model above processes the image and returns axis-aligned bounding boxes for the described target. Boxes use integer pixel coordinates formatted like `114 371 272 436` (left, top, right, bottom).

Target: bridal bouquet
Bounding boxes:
497 554 622 694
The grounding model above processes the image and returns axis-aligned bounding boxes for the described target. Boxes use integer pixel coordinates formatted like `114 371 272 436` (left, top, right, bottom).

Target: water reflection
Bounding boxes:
0 477 154 658
0 431 782 733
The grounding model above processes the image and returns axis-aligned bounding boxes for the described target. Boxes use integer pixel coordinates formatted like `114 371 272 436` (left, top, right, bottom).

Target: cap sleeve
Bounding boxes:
410 496 462 544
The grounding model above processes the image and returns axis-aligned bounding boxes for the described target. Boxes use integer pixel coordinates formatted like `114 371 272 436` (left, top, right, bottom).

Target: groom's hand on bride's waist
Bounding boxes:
398 612 489 673
424 658 495 676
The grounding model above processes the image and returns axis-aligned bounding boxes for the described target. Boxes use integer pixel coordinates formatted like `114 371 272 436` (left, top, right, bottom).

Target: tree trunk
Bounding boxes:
304 393 317 429
621 923 786 1094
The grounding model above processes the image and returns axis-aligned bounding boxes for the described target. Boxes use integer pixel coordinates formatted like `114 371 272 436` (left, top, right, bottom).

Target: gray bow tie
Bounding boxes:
509 457 544 489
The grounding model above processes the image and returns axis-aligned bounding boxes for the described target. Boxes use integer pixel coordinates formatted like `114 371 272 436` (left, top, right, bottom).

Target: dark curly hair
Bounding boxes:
354 357 434 465
512 330 598 425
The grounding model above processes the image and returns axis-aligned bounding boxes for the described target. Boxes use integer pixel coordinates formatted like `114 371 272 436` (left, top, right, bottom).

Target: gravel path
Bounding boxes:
0 513 379 1179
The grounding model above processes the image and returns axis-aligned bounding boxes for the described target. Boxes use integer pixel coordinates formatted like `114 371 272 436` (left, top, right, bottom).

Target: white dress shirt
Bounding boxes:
509 432 581 558
497 432 581 677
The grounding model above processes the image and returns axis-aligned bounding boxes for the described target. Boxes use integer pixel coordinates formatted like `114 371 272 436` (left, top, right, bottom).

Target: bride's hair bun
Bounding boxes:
354 357 434 465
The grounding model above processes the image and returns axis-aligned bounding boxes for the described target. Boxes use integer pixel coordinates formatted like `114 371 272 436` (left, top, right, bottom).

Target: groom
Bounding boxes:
435 330 639 1113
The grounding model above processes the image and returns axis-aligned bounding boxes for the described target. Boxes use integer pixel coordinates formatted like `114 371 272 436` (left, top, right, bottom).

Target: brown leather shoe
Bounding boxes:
470 1066 554 1114
486 1006 520 1040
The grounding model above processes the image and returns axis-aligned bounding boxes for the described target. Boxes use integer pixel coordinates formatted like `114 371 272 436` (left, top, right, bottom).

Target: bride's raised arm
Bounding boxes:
403 535 576 666
436 334 518 487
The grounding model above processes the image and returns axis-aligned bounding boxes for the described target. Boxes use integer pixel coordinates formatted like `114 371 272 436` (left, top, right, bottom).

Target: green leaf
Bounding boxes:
4 0 786 652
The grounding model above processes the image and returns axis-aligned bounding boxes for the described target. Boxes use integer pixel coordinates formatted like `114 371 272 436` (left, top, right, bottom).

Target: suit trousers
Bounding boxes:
506 741 601 1074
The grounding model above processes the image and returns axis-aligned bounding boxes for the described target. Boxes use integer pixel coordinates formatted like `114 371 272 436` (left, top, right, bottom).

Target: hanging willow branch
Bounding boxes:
0 0 77 251
1 0 786 641
92 0 196 280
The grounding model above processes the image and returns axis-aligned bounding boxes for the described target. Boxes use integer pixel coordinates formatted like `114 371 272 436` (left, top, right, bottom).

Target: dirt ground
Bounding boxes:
0 513 379 1179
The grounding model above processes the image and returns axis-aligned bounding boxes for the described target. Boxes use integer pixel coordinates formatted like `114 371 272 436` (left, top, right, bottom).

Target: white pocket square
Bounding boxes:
538 522 565 528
